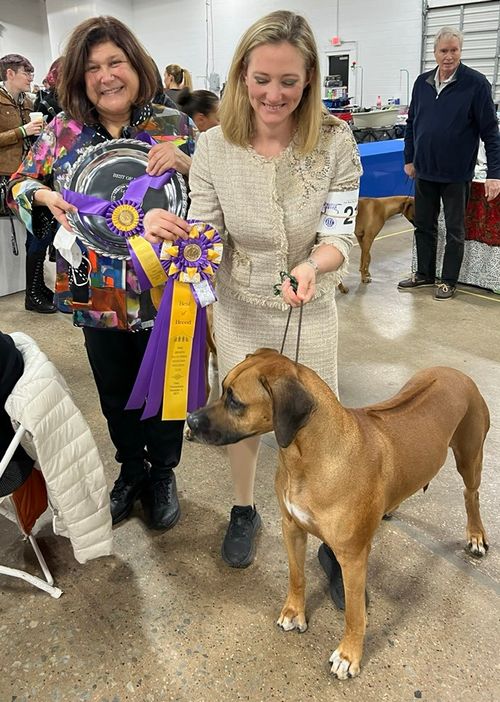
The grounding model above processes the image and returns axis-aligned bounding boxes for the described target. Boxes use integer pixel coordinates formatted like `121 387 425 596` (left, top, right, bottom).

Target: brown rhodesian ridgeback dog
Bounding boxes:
338 195 415 293
186 348 489 679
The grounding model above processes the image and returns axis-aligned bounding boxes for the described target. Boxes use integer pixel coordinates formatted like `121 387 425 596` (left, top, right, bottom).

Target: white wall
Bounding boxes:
132 0 422 106
0 0 50 86
45 0 133 58
0 0 423 107
338 0 422 107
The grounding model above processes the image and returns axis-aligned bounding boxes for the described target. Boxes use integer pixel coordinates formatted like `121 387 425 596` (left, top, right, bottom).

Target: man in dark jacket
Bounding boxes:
399 26 500 300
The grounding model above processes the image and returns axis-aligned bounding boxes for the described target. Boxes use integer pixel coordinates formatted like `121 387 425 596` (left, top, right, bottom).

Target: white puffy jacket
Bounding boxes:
5 333 113 563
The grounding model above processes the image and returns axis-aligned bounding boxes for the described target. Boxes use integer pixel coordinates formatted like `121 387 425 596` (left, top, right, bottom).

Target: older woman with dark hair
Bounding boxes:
8 16 195 531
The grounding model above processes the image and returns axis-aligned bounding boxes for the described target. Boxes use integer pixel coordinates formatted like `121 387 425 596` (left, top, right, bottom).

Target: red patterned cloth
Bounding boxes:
465 181 500 246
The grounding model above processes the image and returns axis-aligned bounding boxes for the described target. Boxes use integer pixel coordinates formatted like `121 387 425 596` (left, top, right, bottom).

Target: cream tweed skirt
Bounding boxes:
213 289 339 396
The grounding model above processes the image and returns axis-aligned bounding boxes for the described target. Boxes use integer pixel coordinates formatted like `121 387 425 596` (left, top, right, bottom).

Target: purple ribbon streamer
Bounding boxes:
61 169 174 220
126 277 175 418
61 189 110 214
124 169 174 202
126 277 207 419
188 306 207 413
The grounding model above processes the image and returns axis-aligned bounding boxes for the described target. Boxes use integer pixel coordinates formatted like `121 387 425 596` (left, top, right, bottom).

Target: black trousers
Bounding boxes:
414 178 471 285
83 327 184 483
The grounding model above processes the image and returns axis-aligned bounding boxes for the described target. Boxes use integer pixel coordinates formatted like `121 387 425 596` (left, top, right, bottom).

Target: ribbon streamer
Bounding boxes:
127 221 222 420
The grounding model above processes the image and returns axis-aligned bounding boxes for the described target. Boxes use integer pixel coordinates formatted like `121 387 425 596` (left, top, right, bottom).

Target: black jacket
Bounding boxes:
404 63 500 182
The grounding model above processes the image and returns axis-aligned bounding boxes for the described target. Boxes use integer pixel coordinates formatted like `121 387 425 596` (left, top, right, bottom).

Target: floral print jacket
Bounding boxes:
9 104 195 331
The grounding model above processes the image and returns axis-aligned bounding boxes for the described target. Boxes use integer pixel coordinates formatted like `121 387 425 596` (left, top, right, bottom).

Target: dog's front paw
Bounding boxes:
329 646 361 679
467 532 489 557
277 606 307 633
361 273 372 284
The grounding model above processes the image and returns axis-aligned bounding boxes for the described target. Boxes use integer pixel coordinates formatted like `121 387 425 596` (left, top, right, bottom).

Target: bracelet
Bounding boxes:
19 125 27 138
304 257 319 273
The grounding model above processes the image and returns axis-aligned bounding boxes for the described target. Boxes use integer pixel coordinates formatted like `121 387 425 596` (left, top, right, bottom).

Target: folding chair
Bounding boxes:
0 424 63 598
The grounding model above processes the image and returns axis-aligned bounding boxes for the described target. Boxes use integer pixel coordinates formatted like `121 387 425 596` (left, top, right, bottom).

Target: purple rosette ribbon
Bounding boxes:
126 220 223 421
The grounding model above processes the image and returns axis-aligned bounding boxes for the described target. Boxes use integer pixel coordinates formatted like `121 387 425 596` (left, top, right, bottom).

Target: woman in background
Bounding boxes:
177 88 219 133
34 57 63 124
164 64 193 106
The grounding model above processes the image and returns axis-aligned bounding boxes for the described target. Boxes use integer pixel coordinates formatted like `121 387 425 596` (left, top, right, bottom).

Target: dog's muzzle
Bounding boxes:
186 407 255 446
186 408 226 445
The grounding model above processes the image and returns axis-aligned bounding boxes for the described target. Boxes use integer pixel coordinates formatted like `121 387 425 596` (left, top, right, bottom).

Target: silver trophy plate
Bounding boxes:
58 138 188 258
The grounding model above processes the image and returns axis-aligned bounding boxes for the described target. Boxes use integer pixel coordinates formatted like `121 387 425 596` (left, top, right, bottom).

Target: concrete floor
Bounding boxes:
1 218 499 702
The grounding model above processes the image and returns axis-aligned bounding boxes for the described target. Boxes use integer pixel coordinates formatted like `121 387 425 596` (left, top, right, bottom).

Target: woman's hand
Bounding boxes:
281 262 317 307
33 188 77 232
146 142 192 176
143 208 191 244
23 120 44 137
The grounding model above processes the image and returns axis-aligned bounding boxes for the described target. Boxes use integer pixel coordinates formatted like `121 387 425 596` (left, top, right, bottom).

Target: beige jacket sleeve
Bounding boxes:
187 131 225 236
312 120 362 278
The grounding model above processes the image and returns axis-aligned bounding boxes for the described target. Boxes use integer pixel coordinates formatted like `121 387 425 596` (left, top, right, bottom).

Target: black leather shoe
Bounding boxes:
221 505 261 568
318 543 369 611
141 470 180 530
110 475 146 525
398 273 434 290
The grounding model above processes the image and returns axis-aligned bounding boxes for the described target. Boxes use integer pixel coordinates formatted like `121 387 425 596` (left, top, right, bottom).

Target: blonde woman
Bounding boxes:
145 12 361 595
164 63 193 105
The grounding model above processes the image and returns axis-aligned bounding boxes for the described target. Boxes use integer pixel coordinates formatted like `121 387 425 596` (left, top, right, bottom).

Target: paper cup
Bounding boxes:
29 112 44 124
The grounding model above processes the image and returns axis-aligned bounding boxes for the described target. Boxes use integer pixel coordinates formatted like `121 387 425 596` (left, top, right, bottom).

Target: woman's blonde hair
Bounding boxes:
219 10 324 153
165 64 193 90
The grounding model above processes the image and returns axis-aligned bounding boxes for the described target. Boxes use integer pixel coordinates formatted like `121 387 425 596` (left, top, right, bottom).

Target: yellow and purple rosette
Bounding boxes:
127 220 222 420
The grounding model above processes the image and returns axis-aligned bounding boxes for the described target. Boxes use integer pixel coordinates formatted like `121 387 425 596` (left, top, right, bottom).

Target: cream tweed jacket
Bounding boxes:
188 115 361 391
188 115 362 311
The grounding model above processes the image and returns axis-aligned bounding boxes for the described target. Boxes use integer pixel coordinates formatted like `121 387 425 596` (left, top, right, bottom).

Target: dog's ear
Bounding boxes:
261 375 316 448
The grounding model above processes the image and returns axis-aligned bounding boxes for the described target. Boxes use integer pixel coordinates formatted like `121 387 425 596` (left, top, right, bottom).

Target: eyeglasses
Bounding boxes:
18 69 34 77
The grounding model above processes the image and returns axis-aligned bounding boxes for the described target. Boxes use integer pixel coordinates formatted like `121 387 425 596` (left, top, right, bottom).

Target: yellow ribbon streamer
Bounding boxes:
128 235 168 288
162 280 198 420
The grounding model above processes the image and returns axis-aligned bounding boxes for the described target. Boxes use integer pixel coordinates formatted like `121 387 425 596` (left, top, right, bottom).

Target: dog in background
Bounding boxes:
338 195 415 293
187 349 489 678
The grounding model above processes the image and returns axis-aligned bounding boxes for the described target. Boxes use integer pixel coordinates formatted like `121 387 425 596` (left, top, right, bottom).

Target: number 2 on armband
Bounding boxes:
344 205 355 225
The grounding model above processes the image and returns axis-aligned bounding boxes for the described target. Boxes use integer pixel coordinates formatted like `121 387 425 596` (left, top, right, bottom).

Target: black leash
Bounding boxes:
273 271 304 364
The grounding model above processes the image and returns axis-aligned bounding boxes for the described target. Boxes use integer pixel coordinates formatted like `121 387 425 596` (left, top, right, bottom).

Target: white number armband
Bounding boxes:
318 188 359 236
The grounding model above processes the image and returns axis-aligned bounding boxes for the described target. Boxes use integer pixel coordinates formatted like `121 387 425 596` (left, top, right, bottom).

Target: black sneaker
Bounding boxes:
141 470 180 530
221 505 262 568
110 475 146 525
434 283 456 300
318 543 369 611
398 273 434 289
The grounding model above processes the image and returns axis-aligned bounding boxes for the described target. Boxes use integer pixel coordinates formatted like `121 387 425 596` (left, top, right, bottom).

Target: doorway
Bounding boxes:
328 54 349 88
325 52 353 99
